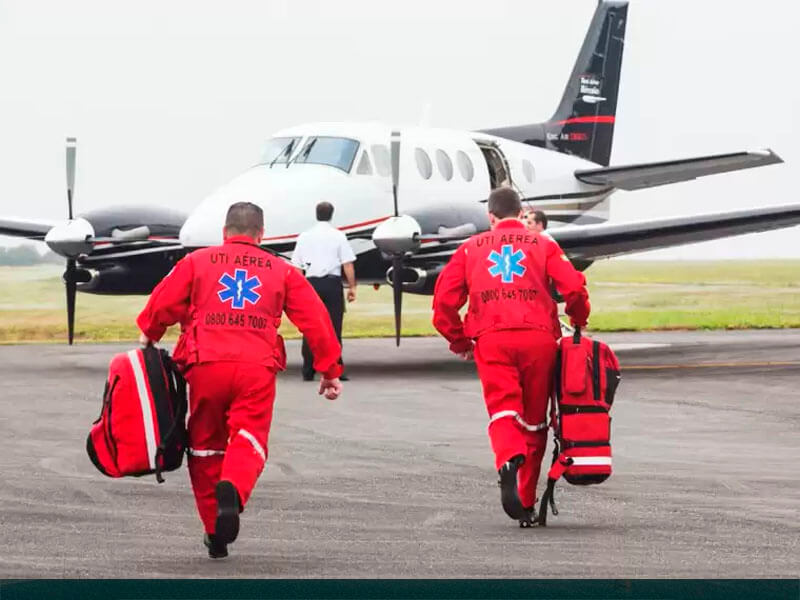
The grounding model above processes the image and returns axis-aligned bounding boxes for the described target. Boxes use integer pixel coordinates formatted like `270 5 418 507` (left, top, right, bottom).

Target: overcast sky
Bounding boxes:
1 0 798 259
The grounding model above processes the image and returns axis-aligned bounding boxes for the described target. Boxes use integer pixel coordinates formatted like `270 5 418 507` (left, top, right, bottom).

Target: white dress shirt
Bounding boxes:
291 221 357 278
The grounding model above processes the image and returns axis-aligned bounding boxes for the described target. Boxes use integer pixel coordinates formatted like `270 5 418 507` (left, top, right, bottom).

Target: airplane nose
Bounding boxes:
181 165 389 248
44 217 95 257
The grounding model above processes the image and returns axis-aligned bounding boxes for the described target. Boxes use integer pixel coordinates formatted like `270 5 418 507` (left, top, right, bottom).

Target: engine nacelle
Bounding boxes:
385 264 444 295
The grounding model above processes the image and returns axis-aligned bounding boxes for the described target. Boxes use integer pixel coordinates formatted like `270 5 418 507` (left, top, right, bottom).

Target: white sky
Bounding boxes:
0 0 798 259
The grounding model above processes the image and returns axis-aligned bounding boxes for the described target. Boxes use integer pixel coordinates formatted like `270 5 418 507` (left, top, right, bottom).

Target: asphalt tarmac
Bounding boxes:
1 330 798 578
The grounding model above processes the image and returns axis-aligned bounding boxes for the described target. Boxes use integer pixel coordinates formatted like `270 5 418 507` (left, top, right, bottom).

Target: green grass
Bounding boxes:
1 260 798 343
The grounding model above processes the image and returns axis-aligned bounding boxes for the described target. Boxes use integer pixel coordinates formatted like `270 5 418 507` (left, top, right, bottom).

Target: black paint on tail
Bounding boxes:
482 1 628 166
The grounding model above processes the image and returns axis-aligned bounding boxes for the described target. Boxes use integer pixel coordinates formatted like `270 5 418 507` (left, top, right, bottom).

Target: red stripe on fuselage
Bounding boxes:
262 216 391 242
555 115 616 126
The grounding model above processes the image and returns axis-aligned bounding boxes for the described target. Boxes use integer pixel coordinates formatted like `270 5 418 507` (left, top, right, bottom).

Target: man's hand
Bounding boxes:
457 348 474 361
318 377 342 400
347 288 356 303
138 332 154 347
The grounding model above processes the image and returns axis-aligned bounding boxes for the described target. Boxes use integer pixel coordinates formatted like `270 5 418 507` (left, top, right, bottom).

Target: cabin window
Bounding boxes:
293 136 360 172
355 151 373 175
436 149 453 181
522 159 535 183
260 136 301 165
371 144 391 177
456 150 474 182
415 148 433 180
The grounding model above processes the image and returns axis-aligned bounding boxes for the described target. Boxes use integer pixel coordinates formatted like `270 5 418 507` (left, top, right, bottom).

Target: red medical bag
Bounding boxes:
538 327 621 525
86 346 187 483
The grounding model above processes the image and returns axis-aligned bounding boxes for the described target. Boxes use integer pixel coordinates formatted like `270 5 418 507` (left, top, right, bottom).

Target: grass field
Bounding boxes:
0 260 798 343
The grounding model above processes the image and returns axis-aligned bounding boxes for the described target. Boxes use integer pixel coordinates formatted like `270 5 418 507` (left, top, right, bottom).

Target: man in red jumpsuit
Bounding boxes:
137 202 343 558
432 188 590 526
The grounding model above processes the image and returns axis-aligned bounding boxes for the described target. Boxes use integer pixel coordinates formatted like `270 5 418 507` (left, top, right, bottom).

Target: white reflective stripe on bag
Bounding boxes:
569 456 612 466
127 350 157 470
238 428 266 462
488 410 547 432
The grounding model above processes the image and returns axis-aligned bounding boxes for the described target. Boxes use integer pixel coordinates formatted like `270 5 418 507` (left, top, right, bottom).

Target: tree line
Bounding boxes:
0 244 63 266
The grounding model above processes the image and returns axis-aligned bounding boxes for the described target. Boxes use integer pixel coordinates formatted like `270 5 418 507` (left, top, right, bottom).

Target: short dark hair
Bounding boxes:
533 210 548 230
316 201 334 222
487 187 522 219
225 202 264 237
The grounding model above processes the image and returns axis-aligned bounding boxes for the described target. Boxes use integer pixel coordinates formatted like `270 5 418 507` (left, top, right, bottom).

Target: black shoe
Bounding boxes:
302 372 315 381
498 454 526 521
519 505 537 528
339 374 350 382
204 533 228 559
214 480 240 545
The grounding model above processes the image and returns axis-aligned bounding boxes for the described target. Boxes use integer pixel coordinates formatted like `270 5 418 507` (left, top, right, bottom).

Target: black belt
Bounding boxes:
307 274 341 281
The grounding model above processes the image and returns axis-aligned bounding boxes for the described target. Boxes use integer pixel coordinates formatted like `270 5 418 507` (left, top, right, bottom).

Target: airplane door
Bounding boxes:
476 141 512 190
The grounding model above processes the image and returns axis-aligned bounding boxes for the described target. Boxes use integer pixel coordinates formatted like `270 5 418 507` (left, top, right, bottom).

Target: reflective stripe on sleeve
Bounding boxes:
127 350 157 470
238 428 266 462
488 410 547 432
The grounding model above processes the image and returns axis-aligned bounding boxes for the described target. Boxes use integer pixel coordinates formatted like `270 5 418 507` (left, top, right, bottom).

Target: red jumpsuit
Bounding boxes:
432 219 590 509
137 235 341 534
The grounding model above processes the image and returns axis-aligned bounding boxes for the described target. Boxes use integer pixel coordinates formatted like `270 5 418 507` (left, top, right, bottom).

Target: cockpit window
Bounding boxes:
260 136 301 165
293 136 360 172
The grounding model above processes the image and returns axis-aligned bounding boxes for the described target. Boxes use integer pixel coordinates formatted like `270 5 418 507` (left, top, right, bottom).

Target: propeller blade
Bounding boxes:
65 258 77 345
66 137 77 220
391 255 403 346
390 130 400 217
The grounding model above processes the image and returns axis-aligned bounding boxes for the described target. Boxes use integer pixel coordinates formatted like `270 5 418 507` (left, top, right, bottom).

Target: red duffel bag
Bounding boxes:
538 327 621 525
86 346 187 483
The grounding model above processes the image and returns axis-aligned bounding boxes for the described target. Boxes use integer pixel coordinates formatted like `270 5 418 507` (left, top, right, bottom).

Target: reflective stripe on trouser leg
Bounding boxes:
221 428 268 508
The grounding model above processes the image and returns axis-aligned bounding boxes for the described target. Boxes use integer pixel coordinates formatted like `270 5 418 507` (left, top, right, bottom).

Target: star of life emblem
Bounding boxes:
487 244 526 283
217 268 262 309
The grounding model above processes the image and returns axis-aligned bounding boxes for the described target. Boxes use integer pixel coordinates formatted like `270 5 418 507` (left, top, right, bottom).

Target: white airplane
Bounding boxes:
2 0 799 344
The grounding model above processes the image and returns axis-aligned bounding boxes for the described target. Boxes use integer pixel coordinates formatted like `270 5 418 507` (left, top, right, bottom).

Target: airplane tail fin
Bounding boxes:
482 1 628 166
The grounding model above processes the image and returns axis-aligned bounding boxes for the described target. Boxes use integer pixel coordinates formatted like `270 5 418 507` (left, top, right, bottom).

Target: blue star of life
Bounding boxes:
218 268 262 309
487 244 526 283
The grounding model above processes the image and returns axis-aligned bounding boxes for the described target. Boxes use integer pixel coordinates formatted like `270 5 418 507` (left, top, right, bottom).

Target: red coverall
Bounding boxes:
137 235 342 534
432 219 590 508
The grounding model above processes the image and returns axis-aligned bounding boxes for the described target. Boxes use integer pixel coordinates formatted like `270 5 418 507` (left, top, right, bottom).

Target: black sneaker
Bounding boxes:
519 505 537 528
498 454 526 521
214 480 240 545
339 374 350 382
302 372 315 381
204 533 228 559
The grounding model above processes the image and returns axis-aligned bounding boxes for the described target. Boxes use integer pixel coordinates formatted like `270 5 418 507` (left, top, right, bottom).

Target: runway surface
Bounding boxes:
1 330 798 578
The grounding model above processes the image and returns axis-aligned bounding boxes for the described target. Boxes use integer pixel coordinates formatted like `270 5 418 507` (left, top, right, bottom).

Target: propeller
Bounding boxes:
389 131 403 346
64 137 78 345
372 131 475 345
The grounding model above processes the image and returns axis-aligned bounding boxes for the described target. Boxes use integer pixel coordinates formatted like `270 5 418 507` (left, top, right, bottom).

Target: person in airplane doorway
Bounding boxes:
137 201 343 559
432 189 590 526
291 201 357 381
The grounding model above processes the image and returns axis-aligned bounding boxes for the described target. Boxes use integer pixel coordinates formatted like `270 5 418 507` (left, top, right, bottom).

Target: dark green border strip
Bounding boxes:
1 579 798 600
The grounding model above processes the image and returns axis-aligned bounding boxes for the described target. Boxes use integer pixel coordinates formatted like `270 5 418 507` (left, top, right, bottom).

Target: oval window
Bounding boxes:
522 159 535 183
415 148 433 180
456 150 474 182
436 149 453 181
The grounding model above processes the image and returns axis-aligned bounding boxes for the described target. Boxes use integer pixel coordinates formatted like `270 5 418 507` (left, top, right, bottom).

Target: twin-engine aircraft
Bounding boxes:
2 0 799 344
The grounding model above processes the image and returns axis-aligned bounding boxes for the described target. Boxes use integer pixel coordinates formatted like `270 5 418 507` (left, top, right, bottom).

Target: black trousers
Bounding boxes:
302 275 344 377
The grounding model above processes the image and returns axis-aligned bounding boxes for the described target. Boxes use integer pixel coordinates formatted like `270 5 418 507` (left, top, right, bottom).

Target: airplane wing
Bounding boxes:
574 150 782 191
0 217 59 240
550 203 800 260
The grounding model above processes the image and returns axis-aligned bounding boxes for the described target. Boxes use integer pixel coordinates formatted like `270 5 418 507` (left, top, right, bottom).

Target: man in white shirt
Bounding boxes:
292 202 357 381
